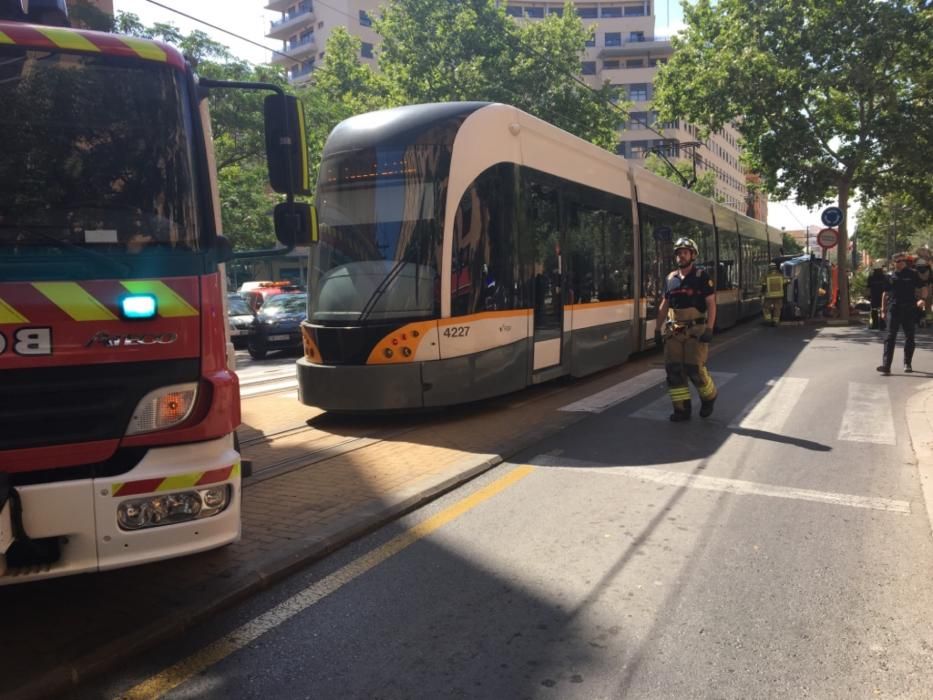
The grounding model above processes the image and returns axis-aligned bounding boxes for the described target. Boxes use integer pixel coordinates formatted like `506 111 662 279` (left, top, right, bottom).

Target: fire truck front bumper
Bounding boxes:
0 435 241 585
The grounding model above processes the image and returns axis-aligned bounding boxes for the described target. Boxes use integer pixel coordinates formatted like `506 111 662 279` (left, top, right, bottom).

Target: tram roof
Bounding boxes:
323 102 490 156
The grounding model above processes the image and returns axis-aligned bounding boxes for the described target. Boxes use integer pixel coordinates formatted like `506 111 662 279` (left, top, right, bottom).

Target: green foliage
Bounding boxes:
114 12 286 251
851 266 869 301
643 153 719 200
372 0 624 150
855 193 933 260
782 232 803 255
652 0 929 312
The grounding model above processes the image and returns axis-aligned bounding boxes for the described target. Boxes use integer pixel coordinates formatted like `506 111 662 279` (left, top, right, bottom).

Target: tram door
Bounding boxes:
527 177 563 371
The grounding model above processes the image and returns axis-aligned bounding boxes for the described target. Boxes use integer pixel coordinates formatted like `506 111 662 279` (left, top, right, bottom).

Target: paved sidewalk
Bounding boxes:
905 379 933 539
2 322 785 700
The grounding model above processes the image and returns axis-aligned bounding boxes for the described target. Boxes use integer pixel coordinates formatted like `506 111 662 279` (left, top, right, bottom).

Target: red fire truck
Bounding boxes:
0 1 313 583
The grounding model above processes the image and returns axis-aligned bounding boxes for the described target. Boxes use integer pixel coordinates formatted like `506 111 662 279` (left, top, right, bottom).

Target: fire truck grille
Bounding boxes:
0 360 200 453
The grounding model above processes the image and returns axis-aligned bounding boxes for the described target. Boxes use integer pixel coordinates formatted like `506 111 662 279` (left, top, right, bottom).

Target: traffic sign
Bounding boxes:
821 206 843 227
817 228 838 249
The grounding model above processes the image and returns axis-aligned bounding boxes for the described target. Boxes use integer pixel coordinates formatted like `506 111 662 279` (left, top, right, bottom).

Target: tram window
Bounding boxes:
451 163 520 316
563 183 634 304
639 203 716 294
717 229 739 289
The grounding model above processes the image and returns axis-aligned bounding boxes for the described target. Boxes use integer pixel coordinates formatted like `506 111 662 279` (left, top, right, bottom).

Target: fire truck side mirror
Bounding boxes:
274 202 318 249
264 94 311 197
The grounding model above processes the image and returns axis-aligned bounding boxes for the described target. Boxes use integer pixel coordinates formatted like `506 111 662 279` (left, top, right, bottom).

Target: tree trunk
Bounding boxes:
837 180 851 321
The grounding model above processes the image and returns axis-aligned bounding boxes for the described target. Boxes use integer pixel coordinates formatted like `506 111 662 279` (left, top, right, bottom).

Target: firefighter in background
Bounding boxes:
867 261 888 330
760 262 787 326
654 237 718 422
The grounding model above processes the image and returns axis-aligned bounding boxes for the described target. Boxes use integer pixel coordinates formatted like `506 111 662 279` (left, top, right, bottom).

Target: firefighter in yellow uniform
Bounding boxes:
654 237 718 422
761 262 786 326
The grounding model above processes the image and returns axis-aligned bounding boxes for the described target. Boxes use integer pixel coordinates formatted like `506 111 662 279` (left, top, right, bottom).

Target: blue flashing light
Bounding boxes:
121 294 158 320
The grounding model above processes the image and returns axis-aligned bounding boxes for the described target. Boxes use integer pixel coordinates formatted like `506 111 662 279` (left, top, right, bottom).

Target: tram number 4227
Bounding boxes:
443 326 471 338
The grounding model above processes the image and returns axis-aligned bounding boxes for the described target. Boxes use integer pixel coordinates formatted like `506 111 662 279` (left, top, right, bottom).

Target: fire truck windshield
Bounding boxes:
0 47 203 278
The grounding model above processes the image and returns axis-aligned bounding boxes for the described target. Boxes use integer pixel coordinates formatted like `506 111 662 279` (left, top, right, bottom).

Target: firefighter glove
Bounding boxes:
699 329 713 343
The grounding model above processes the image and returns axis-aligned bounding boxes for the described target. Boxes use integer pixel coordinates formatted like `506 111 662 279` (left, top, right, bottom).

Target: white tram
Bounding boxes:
297 102 780 410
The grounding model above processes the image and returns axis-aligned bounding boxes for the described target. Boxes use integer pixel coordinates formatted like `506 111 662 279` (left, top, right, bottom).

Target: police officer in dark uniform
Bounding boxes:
654 237 718 421
877 252 923 375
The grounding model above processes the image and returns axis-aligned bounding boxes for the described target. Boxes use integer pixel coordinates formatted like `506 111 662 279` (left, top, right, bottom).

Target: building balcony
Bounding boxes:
288 63 315 85
599 37 672 58
271 34 317 65
267 5 315 41
265 0 295 12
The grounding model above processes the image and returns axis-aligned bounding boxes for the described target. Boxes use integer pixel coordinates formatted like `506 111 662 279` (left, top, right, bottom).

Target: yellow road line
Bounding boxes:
117 465 534 700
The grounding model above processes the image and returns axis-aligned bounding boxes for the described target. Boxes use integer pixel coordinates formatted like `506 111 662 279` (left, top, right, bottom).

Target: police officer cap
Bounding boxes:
673 237 698 255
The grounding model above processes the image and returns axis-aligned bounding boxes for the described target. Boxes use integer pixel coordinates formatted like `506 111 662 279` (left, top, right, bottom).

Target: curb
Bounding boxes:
904 380 933 539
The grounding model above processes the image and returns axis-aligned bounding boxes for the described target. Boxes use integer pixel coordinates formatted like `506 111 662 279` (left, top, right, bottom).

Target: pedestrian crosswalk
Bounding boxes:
560 371 901 447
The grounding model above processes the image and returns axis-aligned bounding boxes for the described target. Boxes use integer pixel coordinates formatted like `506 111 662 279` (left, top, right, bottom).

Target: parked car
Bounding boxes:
227 293 256 350
248 292 307 360
238 280 305 312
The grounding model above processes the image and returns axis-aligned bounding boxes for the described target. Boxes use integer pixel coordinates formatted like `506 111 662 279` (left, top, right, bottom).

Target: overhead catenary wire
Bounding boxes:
138 0 723 183
140 0 672 139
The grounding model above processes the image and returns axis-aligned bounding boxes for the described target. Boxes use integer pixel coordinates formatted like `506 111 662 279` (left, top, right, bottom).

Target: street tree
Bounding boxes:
652 0 928 320
855 194 933 261
782 232 803 255
114 12 288 251
374 0 623 150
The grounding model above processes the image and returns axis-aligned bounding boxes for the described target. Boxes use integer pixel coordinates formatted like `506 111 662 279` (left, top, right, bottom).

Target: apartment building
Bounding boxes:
265 0 765 219
265 0 379 84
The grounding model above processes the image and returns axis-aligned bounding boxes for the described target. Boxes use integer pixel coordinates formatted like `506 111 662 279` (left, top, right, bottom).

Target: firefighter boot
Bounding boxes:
699 396 716 418
669 399 692 422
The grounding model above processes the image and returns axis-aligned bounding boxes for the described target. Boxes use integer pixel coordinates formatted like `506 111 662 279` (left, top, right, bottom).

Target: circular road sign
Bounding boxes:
817 228 839 249
821 206 843 227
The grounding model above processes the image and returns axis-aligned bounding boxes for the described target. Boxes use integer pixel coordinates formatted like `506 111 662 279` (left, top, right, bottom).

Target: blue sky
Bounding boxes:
111 0 841 232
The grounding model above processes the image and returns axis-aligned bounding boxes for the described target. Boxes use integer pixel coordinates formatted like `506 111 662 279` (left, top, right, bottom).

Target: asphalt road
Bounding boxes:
82 325 933 699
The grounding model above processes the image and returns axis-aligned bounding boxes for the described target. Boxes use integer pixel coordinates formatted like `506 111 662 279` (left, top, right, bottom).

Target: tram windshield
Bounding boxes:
310 144 449 324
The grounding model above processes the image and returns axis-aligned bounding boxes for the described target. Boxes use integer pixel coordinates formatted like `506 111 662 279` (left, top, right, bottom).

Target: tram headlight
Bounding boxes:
117 485 232 530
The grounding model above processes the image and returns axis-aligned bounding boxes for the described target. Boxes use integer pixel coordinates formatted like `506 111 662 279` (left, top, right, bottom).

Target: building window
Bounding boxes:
548 7 563 16
505 6 522 17
526 7 544 18
627 111 648 129
603 59 620 69
601 6 623 17
361 42 373 59
627 83 650 100
578 6 598 18
626 58 644 68
605 32 621 47
358 10 372 27
581 61 597 75
585 35 596 47
648 58 659 67
629 31 645 41
624 4 646 16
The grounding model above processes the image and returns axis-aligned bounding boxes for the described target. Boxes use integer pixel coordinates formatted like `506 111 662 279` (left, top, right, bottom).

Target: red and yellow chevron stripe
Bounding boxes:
0 279 199 324
112 463 241 497
0 21 185 70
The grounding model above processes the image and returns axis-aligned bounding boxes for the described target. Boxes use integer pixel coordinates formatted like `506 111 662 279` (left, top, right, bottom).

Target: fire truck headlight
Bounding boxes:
117 485 232 531
125 383 198 435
